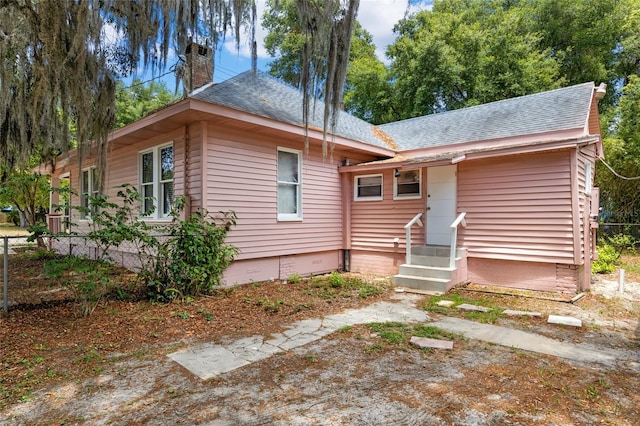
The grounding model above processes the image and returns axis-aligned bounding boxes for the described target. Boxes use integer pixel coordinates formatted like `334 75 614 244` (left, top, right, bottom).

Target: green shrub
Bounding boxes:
593 244 620 274
287 273 302 284
329 271 344 288
606 233 635 254
147 200 238 301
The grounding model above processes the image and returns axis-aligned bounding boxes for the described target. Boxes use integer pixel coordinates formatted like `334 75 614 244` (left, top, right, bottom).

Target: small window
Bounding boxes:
80 167 99 219
354 174 383 201
139 143 174 219
277 147 302 220
394 169 421 199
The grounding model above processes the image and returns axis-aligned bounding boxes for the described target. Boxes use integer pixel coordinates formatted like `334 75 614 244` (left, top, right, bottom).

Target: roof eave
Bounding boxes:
340 134 600 173
187 99 396 157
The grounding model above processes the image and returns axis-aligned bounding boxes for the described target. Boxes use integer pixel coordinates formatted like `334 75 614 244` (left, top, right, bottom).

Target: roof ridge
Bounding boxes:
380 81 595 128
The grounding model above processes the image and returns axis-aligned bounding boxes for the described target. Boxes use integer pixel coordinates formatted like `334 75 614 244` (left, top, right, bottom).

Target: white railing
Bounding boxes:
449 212 467 268
404 213 424 265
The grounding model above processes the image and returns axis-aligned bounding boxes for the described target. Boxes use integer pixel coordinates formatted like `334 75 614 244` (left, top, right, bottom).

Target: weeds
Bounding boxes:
287 273 302 284
363 322 462 351
257 298 285 313
198 308 214 321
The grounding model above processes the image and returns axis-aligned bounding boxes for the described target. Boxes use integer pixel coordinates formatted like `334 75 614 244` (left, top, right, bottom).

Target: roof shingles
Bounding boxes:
191 71 594 153
378 82 594 151
190 71 393 149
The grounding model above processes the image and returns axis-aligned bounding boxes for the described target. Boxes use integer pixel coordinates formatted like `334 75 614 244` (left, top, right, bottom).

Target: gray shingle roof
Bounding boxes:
190 71 393 150
378 82 595 151
190 72 594 154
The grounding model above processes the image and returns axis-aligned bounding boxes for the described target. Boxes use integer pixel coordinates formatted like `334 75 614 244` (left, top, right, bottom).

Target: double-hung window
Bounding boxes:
80 166 98 219
277 147 302 220
140 143 174 219
354 174 383 201
394 169 421 199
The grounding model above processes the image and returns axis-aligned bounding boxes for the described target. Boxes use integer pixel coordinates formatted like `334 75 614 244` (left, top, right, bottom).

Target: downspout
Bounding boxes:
341 167 353 272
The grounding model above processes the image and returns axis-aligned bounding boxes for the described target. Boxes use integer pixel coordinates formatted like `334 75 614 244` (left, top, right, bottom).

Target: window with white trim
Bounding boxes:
140 143 174 219
354 174 383 201
277 147 302 220
394 169 421 199
80 166 98 219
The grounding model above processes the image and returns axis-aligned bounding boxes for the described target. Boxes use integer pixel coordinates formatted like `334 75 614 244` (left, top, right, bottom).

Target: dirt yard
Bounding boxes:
1 246 639 425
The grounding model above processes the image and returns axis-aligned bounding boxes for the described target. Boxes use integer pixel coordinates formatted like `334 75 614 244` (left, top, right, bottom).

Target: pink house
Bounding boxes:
46 70 604 294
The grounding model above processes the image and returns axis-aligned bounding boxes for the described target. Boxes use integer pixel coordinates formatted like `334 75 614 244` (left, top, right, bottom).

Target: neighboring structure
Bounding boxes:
44 70 604 294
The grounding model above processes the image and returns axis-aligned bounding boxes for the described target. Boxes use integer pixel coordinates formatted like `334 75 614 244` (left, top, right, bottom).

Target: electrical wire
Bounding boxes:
599 158 640 180
117 68 177 91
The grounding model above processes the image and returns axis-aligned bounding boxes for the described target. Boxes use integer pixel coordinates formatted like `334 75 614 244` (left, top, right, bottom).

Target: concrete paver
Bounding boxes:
503 309 542 317
410 336 454 350
548 314 582 327
429 317 635 367
456 303 491 312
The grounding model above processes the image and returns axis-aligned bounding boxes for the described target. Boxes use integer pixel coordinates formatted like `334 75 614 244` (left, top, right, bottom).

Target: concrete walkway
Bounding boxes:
169 293 639 380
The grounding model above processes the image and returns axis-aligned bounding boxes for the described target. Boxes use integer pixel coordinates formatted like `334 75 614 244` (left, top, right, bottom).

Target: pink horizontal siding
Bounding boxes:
185 122 202 211
458 151 575 263
58 128 186 230
203 127 352 260
350 168 425 253
468 258 578 293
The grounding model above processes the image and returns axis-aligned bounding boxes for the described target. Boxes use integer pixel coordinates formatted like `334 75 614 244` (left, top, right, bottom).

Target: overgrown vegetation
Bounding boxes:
593 245 621 274
34 185 238 313
42 256 113 317
593 232 636 274
147 197 238 302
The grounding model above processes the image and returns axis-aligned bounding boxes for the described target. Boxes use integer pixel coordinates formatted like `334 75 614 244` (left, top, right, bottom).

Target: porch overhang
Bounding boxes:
338 134 601 173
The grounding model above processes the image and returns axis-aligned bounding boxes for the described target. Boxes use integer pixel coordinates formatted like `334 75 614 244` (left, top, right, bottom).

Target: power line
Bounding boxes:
117 68 176 91
599 158 640 180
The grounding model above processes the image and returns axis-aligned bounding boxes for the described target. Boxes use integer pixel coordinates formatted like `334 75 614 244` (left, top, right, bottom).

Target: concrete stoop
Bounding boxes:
392 245 465 293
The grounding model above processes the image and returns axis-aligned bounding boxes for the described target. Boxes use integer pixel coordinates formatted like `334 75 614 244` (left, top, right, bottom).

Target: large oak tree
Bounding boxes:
0 0 359 185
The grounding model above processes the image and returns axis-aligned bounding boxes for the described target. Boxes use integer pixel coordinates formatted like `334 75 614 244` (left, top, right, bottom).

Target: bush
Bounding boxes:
593 244 620 274
606 232 635 254
45 185 238 309
148 204 238 301
329 271 344 288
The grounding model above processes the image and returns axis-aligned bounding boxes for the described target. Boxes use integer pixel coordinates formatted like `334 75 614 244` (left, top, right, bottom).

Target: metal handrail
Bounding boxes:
404 213 423 265
449 212 467 268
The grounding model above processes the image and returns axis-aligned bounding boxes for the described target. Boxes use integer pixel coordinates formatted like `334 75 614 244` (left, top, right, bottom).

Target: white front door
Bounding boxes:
426 165 457 246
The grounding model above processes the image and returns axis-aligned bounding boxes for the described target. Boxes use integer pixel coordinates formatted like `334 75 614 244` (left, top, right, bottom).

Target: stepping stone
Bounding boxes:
456 303 491 312
503 309 542 318
436 300 455 307
410 336 454 350
547 315 582 327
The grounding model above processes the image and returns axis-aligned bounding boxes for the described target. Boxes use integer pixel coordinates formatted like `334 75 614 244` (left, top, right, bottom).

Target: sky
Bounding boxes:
126 0 433 89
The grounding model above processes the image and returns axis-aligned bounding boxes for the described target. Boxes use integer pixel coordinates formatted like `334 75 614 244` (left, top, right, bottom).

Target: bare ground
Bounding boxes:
1 247 639 425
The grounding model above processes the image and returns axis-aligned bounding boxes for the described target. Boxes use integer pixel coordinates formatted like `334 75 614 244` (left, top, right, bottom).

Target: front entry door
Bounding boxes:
426 165 457 246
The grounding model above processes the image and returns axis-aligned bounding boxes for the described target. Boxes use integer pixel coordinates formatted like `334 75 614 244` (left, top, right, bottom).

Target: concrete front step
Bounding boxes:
398 264 453 280
392 274 450 293
411 245 451 257
410 254 452 268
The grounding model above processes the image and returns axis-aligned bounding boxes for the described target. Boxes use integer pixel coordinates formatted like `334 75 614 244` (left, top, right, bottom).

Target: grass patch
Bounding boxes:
364 322 463 350
304 273 389 300
421 292 504 323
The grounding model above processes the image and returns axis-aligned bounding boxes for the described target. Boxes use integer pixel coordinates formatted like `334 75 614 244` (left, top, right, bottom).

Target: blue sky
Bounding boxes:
124 0 433 91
